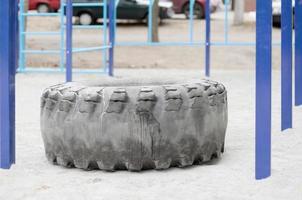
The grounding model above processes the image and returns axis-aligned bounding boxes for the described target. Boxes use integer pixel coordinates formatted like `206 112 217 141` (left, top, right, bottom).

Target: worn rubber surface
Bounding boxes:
40 78 228 171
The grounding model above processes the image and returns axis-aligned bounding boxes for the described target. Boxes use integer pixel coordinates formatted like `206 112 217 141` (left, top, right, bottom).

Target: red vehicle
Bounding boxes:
171 0 220 19
29 0 60 13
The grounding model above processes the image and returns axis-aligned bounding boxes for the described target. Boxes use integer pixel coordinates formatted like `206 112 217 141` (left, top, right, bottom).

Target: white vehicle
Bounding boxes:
272 0 295 26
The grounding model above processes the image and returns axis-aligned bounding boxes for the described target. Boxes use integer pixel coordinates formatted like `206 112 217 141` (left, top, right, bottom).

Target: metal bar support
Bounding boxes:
281 0 293 130
0 0 18 169
295 0 302 106
205 0 211 77
255 0 272 180
109 0 116 76
66 0 73 82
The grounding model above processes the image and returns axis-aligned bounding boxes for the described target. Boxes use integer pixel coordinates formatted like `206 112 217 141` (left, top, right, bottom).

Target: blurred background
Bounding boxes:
21 0 285 71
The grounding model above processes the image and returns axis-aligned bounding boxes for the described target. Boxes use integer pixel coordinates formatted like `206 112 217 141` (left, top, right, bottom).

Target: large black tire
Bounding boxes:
41 78 228 171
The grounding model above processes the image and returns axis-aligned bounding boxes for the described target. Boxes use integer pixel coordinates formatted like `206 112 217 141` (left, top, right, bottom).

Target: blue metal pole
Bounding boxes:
148 0 154 42
295 0 302 106
102 0 108 71
224 0 229 43
205 0 210 77
60 0 65 72
281 0 293 131
15 0 20 73
0 0 17 169
19 0 25 72
109 0 115 76
114 0 119 41
66 0 73 82
13 0 18 162
255 0 272 180
189 0 195 42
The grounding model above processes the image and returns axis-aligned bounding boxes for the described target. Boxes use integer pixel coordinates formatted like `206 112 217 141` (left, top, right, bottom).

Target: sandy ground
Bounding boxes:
0 69 302 200
25 11 283 70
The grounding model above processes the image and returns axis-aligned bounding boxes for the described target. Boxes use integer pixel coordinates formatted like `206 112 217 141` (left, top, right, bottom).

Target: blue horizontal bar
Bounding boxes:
21 50 61 54
72 46 111 53
21 13 60 17
116 41 287 47
73 68 107 74
211 42 256 46
17 67 62 73
62 3 104 6
21 31 60 36
63 25 104 29
17 67 106 74
117 41 206 47
211 42 283 46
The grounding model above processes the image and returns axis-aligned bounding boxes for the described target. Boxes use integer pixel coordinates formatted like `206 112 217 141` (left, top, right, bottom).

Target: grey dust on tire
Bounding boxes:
41 78 228 171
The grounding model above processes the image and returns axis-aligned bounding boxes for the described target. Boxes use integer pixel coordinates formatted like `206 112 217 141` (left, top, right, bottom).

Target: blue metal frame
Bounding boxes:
295 0 302 106
281 0 293 130
113 0 120 36
18 0 65 72
103 0 108 72
0 0 18 169
62 0 112 79
224 0 229 43
255 0 272 180
205 0 211 77
114 0 210 74
189 0 195 42
112 0 291 79
148 0 154 42
18 0 112 76
18 0 287 78
109 0 116 76
66 0 73 82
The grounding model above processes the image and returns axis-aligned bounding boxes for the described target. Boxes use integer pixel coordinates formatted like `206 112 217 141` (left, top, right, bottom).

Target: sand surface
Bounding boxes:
0 69 301 200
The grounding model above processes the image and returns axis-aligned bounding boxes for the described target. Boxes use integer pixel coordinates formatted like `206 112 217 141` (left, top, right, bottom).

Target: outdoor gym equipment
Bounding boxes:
18 0 112 74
